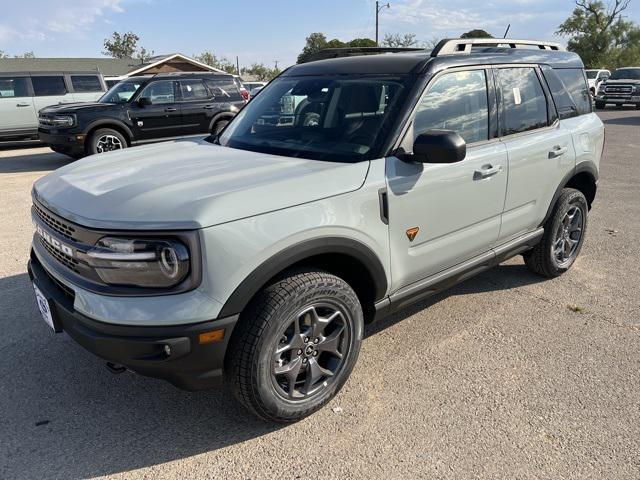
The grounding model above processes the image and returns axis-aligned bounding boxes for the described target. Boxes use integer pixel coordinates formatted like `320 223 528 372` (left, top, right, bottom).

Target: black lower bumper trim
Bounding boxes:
28 252 238 391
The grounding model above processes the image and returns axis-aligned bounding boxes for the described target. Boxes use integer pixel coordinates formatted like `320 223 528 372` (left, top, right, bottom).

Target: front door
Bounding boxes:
130 80 182 140
178 79 215 135
386 68 508 291
0 76 36 132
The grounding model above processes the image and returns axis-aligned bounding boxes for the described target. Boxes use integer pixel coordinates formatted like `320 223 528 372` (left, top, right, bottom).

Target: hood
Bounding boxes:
39 102 117 114
33 140 370 230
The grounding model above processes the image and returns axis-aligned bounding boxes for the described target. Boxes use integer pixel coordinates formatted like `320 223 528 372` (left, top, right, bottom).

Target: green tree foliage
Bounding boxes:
194 51 238 74
241 63 281 81
0 50 36 58
103 31 139 58
460 29 494 38
382 33 419 47
297 32 377 63
557 0 640 68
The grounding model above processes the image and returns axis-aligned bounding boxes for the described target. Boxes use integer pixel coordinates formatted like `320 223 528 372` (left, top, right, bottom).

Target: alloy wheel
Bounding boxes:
552 205 583 267
96 134 124 153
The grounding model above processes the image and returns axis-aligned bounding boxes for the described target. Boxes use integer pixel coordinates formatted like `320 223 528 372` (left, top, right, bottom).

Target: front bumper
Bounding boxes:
27 252 238 390
38 129 85 155
596 94 640 105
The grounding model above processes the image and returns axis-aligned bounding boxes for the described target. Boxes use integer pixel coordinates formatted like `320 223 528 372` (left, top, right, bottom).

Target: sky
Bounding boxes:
0 0 639 69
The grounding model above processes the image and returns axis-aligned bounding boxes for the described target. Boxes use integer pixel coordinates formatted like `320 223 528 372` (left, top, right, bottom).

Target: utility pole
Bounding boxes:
274 59 279 69
236 56 240 76
375 1 391 46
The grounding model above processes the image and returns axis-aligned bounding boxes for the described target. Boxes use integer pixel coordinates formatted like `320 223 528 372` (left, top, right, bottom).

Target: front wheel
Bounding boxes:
211 119 229 135
226 269 363 423
524 188 588 278
595 100 606 109
88 128 127 156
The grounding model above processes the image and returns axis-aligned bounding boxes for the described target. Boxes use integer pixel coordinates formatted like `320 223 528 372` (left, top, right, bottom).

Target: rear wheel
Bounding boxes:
88 128 127 156
524 188 588 278
226 269 363 423
211 119 230 135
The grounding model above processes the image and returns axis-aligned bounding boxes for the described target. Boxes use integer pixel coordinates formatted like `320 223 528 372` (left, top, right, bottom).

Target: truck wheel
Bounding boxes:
211 119 229 134
226 269 363 423
88 128 127 155
524 188 588 278
595 100 605 109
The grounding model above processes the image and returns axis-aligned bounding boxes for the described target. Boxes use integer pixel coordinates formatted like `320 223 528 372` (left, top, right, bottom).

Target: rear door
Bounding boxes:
0 75 36 133
69 74 106 102
31 74 71 112
178 78 214 135
129 80 182 140
494 66 577 242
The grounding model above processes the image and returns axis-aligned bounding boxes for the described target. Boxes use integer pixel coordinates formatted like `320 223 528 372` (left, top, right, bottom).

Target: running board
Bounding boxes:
373 228 543 320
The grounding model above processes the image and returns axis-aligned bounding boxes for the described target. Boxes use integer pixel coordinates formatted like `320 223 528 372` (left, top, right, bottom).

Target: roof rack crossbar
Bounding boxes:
431 38 564 57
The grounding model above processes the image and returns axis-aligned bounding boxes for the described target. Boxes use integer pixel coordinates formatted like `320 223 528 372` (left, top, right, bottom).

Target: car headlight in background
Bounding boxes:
39 114 76 128
87 237 190 288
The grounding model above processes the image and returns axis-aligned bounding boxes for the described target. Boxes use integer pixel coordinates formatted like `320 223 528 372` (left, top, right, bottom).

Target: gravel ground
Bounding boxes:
0 109 638 479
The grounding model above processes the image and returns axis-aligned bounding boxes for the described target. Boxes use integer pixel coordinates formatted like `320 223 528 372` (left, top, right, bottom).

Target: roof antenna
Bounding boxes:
503 24 511 38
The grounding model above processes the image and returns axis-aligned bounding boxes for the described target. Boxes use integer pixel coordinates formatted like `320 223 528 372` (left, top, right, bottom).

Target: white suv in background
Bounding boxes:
585 69 610 96
0 72 107 141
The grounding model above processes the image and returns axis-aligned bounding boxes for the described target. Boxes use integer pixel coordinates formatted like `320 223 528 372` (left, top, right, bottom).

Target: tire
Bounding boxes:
595 100 605 109
524 188 588 278
87 128 127 155
636 103 640 110
226 269 364 423
212 119 230 135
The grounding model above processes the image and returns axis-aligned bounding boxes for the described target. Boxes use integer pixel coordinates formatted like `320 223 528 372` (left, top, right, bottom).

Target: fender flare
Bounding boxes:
540 162 598 226
83 119 134 143
208 111 235 132
217 237 388 318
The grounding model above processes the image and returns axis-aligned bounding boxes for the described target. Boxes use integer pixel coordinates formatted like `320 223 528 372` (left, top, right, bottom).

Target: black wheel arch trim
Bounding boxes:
540 162 598 226
217 237 389 318
208 111 235 131
83 120 134 142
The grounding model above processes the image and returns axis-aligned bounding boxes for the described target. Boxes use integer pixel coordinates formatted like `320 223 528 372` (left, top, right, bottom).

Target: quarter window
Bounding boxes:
0 77 29 98
139 80 175 104
204 77 242 101
413 70 489 144
32 76 67 96
541 67 578 120
71 75 103 93
180 80 210 101
495 68 548 135
554 69 591 115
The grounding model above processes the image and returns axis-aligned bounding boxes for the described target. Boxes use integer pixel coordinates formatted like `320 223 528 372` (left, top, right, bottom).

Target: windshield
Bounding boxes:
610 69 640 80
99 81 144 103
217 75 411 162
586 71 598 79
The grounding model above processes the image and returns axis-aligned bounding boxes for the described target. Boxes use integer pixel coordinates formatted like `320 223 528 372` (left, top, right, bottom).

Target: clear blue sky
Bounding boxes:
1 0 639 69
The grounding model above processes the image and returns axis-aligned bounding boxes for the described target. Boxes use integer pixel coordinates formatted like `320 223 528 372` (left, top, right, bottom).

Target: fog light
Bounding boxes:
198 329 225 344
164 344 171 356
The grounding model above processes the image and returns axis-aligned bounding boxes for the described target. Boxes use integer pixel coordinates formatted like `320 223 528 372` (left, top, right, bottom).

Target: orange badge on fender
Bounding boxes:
406 227 419 241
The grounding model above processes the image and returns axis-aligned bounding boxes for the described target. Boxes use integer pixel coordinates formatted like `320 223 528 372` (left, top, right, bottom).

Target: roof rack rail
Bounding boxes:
307 46 425 62
431 38 564 57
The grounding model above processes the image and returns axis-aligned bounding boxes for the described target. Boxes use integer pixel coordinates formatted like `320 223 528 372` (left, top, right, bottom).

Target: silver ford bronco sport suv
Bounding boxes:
28 38 604 423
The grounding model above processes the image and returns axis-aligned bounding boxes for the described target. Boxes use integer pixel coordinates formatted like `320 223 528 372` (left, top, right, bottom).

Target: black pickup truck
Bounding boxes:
38 72 246 158
595 67 640 109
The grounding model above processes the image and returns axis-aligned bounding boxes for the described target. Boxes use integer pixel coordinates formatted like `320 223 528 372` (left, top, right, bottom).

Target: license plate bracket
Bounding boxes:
32 283 62 333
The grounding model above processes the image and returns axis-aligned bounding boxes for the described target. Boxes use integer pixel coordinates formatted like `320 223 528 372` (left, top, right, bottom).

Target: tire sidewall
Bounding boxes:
547 189 588 273
89 128 127 155
253 277 363 420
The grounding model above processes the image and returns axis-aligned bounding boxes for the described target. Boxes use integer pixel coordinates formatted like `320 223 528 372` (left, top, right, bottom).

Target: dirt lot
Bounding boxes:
1 110 639 479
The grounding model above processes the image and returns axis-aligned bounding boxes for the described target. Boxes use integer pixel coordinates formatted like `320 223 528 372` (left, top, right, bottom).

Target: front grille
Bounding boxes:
604 85 633 94
34 202 76 241
40 237 79 273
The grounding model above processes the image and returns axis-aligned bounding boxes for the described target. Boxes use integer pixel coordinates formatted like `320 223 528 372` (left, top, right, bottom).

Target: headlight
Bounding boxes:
40 114 75 128
86 237 190 288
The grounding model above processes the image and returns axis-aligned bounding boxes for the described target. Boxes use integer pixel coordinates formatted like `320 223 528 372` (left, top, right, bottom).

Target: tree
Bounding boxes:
241 63 281 81
135 47 154 63
297 32 328 64
382 33 419 47
347 38 377 47
460 29 494 38
0 50 8 59
193 51 238 74
103 31 139 58
557 0 640 68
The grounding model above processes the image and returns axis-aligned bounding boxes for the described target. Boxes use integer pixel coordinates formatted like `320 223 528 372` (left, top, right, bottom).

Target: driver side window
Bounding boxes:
413 70 489 144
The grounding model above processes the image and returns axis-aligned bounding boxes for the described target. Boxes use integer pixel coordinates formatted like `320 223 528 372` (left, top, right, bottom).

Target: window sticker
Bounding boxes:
513 87 522 105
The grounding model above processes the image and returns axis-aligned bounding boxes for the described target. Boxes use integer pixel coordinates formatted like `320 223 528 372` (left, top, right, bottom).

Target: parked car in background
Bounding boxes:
233 76 250 101
585 69 610 96
29 39 603 422
595 67 640 109
0 72 106 141
243 81 267 92
249 86 264 97
38 72 246 158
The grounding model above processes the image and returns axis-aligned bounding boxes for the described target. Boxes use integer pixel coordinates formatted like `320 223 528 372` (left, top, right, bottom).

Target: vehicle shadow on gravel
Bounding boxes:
0 272 283 480
601 114 640 127
0 149 69 174
0 263 542 478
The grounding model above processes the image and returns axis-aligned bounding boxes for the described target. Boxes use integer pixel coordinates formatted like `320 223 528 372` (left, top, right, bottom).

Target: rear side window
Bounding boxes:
180 80 210 101
495 67 548 136
413 70 489 144
0 77 30 98
32 76 67 96
204 77 242 101
71 75 103 93
554 69 591 115
139 80 176 104
541 67 579 120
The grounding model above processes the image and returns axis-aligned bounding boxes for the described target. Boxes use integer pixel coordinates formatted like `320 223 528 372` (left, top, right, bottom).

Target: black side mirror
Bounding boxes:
412 130 466 164
138 97 152 107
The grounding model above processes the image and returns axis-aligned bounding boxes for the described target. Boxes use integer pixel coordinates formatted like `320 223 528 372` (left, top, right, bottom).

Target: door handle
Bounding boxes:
16 102 30 107
164 107 177 112
548 146 568 158
473 164 502 180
